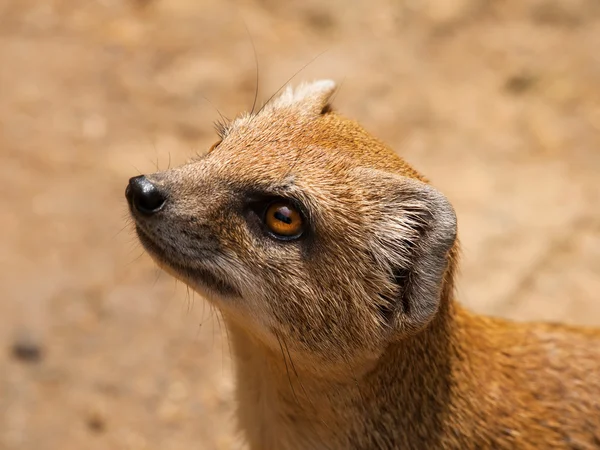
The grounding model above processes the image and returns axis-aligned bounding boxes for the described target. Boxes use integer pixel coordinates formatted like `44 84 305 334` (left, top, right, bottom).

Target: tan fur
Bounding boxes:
127 80 600 449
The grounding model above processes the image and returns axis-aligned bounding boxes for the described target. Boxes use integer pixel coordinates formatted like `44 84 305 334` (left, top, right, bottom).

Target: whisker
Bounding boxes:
111 222 132 241
221 314 233 369
144 156 157 171
280 336 335 436
201 292 208 325
185 285 191 314
342 353 366 406
241 18 260 116
283 140 307 180
254 49 330 118
215 311 226 373
275 331 301 407
201 94 230 124
328 75 346 106
210 303 217 350
131 164 143 176
281 335 314 410
152 267 163 288
127 249 146 266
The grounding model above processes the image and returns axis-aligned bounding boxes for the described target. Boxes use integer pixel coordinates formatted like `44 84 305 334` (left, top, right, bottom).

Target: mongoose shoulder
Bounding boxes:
126 80 600 450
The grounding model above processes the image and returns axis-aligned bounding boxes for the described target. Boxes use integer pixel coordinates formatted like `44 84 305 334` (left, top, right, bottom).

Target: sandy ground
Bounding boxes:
1 0 599 449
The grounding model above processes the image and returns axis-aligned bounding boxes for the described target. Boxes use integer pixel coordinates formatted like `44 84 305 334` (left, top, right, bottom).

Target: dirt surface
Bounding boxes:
1 0 599 449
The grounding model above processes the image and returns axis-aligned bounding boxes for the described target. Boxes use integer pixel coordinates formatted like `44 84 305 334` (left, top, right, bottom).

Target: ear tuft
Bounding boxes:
267 79 337 117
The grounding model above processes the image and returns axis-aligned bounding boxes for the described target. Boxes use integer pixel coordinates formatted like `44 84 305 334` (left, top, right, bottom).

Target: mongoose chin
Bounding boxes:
126 80 600 450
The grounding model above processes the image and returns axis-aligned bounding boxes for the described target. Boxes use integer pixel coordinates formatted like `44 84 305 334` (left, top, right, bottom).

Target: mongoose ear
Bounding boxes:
358 169 457 334
267 80 337 117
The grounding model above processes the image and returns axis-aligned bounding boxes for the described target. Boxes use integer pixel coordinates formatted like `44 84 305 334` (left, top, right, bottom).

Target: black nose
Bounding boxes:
125 175 167 215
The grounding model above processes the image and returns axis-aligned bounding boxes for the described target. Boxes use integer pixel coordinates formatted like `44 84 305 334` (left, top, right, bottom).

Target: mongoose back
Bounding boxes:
126 80 600 449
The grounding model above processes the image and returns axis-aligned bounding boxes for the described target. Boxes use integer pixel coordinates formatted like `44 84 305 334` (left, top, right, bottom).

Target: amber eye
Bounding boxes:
264 202 304 238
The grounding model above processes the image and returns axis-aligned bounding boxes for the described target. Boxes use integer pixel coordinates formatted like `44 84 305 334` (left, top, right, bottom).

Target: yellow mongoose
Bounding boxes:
126 80 600 449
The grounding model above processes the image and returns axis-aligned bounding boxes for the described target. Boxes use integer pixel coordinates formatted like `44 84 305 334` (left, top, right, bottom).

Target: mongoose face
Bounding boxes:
126 80 457 377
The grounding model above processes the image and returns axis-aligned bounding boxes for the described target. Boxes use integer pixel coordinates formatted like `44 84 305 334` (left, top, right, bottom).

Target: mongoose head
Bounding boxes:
126 80 457 377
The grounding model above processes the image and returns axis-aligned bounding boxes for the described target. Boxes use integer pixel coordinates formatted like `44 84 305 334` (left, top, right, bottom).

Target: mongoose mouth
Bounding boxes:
134 224 241 298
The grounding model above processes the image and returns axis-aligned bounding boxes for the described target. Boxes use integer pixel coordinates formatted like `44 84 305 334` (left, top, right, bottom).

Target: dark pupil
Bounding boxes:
274 208 293 224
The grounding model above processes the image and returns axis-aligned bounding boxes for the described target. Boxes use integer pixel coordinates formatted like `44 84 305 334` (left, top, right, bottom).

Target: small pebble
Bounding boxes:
86 413 106 433
504 74 536 95
11 337 43 363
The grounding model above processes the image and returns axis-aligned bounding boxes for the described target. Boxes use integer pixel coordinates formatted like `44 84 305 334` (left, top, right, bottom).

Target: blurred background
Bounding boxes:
1 0 599 448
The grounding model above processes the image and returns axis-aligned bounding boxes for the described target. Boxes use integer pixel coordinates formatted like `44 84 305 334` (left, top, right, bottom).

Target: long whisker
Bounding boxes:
210 303 217 350
127 249 146 266
275 331 301 407
328 75 346 106
152 267 163 288
220 313 233 369
201 292 207 324
186 285 192 314
342 353 366 406
281 335 314 410
112 221 132 240
281 335 335 435
215 310 226 373
254 49 329 118
201 94 230 124
241 18 260 116
131 164 143 176
282 140 307 180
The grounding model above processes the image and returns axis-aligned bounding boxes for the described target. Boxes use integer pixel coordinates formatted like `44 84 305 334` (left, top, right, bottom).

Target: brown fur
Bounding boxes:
127 81 600 449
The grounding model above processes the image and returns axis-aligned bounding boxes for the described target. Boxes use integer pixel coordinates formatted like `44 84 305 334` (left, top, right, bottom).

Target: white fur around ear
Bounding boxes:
266 79 337 117
356 169 457 334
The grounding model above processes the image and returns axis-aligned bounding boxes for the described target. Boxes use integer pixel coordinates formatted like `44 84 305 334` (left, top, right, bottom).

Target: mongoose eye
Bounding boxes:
264 202 304 239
